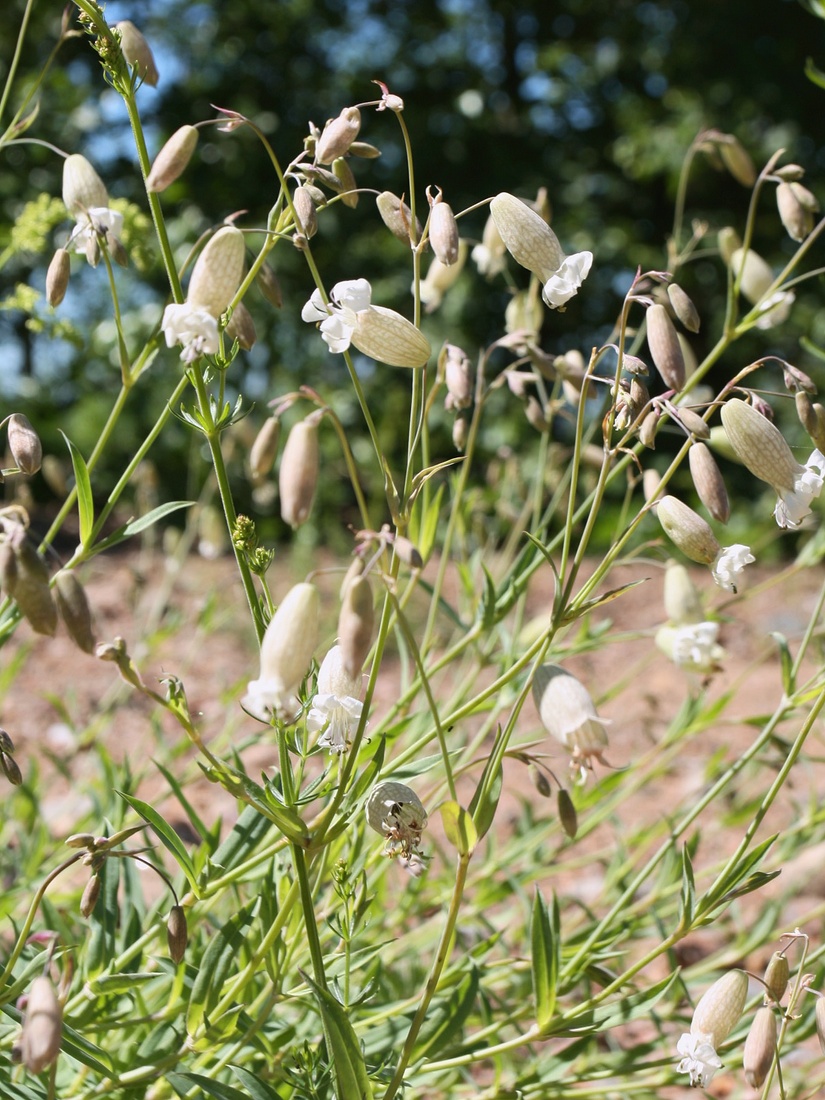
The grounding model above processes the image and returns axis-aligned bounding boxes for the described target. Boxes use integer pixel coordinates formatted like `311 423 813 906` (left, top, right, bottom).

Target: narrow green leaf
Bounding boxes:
805 55 825 88
92 501 195 554
770 632 795 696
230 1066 283 1100
532 889 560 1033
187 899 258 1037
302 972 374 1100
468 753 502 842
119 792 200 895
167 1072 249 1100
439 801 477 856
553 971 680 1036
153 757 211 848
205 803 273 877
59 431 94 547
679 845 695 927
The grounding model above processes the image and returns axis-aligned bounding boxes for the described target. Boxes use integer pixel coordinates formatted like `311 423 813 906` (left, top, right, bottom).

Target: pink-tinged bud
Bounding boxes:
532 664 609 771
279 416 320 527
225 301 257 350
663 560 704 625
427 188 460 265
743 1006 777 1088
440 343 473 410
689 442 730 523
667 283 700 333
376 191 423 246
146 125 198 192
46 249 71 307
21 976 62 1074
452 416 467 451
351 306 430 368
114 21 159 86
186 226 245 318
394 536 423 569
720 398 799 492
776 181 816 242
338 574 374 680
62 154 108 215
332 156 359 208
639 409 660 449
244 582 320 719
646 304 685 392
167 904 188 964
690 969 748 1047
366 780 427 858
80 873 101 918
249 417 280 480
315 107 361 165
292 186 318 239
7 414 42 475
655 496 720 565
54 570 96 653
762 952 789 1004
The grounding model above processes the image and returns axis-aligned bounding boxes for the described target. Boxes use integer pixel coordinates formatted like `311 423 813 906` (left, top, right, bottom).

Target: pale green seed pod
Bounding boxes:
646 304 686 392
689 442 730 523
663 560 704 625
8 414 42 476
352 306 431 368
376 191 423 246
46 248 71 307
315 107 361 165
656 496 721 565
279 417 320 528
743 1006 777 1089
720 398 799 491
114 21 159 86
338 574 374 680
62 154 108 216
146 125 199 192
762 951 789 1004
667 283 700 333
689 969 748 1047
54 570 96 654
186 226 246 318
21 976 62 1074
167 905 188 964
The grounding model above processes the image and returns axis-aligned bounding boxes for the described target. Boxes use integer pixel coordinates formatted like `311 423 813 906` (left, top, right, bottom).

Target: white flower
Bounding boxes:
712 544 755 592
301 278 372 353
68 207 124 254
656 622 724 674
306 645 363 754
774 449 825 528
532 664 610 779
161 303 220 363
542 250 594 309
676 1031 723 1088
243 677 301 722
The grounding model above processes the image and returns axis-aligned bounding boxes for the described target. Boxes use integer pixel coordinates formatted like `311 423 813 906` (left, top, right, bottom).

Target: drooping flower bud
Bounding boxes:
315 107 361 165
366 780 428 858
1 750 22 785
62 154 108 216
667 283 700 332
419 242 467 312
532 664 609 773
557 788 578 838
114 21 159 86
279 415 320 527
167 904 188 964
743 1006 777 1089
689 442 730 523
54 569 96 653
332 156 359 207
716 135 756 186
441 343 473 411
427 188 460 265
655 496 720 565
225 301 257 350
186 226 246 318
20 976 63 1074
646 304 685 392
292 185 318 239
7 414 42 476
46 248 71 307
249 417 281 480
776 180 816 242
9 538 57 636
690 969 749 1047
80 873 101 918
146 125 198 192
243 582 320 720
762 951 789 1004
256 262 283 308
394 536 423 569
337 574 374 680
351 305 431 368
376 191 423 246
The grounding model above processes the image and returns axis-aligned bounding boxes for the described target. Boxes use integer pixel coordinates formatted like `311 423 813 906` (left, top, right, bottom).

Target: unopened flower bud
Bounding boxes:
338 574 374 680
256 262 283 308
441 344 473 410
279 415 320 528
187 226 245 318
62 154 108 216
663 560 704 625
646 304 685 391
762 952 789 1004
428 188 460 265
146 125 198 192
366 780 427 857
54 569 96 654
225 301 257 350
352 306 431 368
243 582 320 719
332 156 359 208
249 417 281 480
80 873 101 918
777 180 815 241
532 664 609 769
46 249 71 307
743 1006 777 1089
1 751 22 785
718 226 740 265
315 107 361 165
20 976 62 1074
656 496 721 565
376 191 423 246
65 833 95 849
394 536 423 569
557 788 578 838
667 283 700 333
775 163 806 181
114 21 159 86
689 442 730 523
11 540 57 636
716 134 756 186
529 763 552 797
167 904 188 964
7 414 42 476
0 727 14 755
292 186 318 239
639 409 660 448
643 467 662 502
349 140 381 159
452 416 468 451
674 406 710 440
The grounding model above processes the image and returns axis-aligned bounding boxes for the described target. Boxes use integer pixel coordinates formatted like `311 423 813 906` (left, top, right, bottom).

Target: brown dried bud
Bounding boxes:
338 574 374 680
12 541 57 636
20 976 62 1074
8 414 42 475
80 873 101 918
376 191 424 246
646 304 686 392
107 232 128 268
146 125 198 192
777 181 814 242
1 751 22 786
0 541 18 595
293 186 318 239
256 262 282 308
332 157 359 208
187 226 246 318
249 418 281 480
315 107 361 165
762 951 789 1004
394 536 423 569
279 416 320 528
46 249 71 307
54 570 96 654
167 904 188 964
557 788 578 838
114 21 159 86
428 189 460 266
655 495 721 565
667 283 700 333
225 301 257 350
62 154 108 216
743 1006 777 1089
689 441 730 523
